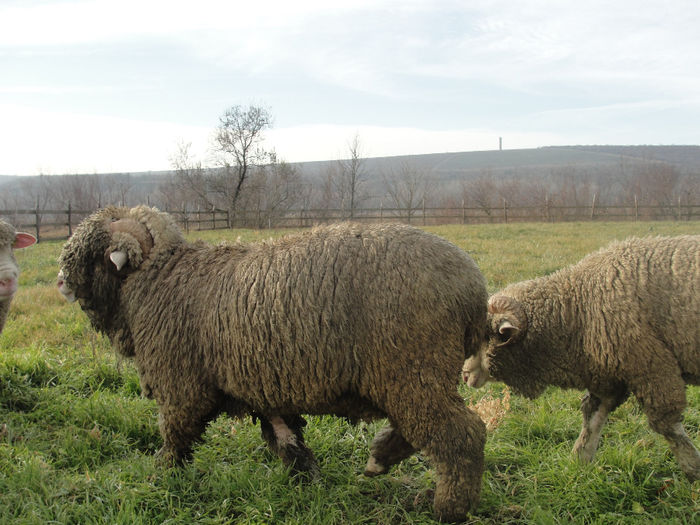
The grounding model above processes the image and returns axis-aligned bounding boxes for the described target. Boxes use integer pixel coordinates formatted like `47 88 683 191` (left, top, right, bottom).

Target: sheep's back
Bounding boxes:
511 235 699 379
126 223 487 413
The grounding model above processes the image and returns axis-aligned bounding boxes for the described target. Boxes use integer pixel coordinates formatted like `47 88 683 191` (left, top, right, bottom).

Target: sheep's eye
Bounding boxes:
495 331 509 343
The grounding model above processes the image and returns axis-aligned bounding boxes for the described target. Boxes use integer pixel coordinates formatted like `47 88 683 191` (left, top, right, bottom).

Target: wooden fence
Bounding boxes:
1 200 698 242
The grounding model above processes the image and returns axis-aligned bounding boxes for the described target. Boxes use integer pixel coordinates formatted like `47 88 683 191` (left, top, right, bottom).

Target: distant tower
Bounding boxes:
499 137 502 151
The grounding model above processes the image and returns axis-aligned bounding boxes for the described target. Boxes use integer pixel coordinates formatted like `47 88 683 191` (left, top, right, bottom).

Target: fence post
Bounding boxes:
503 199 508 223
462 199 466 224
423 198 426 226
634 195 639 221
678 196 682 221
590 193 597 220
67 202 73 238
34 197 41 243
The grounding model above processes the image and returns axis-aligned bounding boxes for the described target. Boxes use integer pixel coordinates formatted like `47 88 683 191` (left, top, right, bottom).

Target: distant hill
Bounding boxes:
297 145 700 184
1 145 698 208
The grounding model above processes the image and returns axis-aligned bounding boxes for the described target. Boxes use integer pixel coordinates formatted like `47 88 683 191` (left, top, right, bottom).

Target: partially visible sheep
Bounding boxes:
463 235 700 481
58 206 488 522
0 219 36 334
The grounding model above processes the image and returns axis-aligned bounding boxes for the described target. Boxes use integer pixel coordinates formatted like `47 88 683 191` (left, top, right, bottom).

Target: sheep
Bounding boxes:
0 219 36 335
57 205 488 522
462 235 700 482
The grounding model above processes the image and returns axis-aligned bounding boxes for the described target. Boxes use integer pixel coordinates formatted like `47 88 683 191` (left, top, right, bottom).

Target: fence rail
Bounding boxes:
1 200 698 242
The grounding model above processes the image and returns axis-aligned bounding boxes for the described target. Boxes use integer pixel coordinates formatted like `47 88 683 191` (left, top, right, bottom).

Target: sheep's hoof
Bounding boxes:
155 446 186 467
363 456 387 477
572 440 595 463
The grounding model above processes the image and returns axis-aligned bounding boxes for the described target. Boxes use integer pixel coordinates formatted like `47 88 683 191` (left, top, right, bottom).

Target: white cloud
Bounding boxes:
1 102 564 175
1 0 699 175
0 104 210 175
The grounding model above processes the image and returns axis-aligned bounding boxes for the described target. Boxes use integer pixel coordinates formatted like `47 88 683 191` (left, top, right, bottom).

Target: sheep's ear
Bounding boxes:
109 251 128 271
495 320 520 347
13 232 36 249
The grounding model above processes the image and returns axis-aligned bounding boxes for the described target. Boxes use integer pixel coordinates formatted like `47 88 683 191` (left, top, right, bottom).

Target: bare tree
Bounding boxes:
462 173 498 220
382 161 430 222
212 105 273 216
168 140 213 209
238 159 304 228
335 133 368 218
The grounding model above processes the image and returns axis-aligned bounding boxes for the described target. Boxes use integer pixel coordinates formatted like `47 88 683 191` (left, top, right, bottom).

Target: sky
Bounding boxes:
1 0 700 176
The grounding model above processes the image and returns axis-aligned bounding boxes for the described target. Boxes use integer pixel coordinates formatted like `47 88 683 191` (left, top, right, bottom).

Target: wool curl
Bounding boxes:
0 219 16 248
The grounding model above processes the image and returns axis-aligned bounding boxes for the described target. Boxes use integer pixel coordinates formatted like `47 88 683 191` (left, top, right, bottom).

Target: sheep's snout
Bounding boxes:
57 270 76 303
0 246 19 301
462 354 491 388
0 276 18 301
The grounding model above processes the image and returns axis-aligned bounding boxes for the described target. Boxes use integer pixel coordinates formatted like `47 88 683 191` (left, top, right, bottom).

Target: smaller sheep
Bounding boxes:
463 235 700 481
0 220 36 334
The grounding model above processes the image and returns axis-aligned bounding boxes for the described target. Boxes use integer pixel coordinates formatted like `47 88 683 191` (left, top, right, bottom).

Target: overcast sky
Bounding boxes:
2 0 699 175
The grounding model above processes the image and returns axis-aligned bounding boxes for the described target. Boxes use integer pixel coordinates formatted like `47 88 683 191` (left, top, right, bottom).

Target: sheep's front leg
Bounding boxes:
155 393 222 465
259 415 320 479
573 390 627 462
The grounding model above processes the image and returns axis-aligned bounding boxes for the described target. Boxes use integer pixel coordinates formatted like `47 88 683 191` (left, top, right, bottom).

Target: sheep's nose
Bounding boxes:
0 277 18 299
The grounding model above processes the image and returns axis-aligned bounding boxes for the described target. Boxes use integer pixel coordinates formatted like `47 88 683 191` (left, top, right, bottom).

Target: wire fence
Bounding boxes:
1 199 698 242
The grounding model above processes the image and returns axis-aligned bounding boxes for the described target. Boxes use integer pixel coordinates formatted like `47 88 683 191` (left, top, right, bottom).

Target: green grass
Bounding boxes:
2 221 699 524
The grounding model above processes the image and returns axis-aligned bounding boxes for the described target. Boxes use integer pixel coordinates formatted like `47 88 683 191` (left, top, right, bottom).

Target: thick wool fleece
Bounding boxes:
471 235 700 481
59 206 488 521
0 220 15 249
487 235 699 399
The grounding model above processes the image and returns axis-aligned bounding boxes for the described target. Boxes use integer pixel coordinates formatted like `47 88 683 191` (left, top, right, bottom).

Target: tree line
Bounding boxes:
1 105 698 231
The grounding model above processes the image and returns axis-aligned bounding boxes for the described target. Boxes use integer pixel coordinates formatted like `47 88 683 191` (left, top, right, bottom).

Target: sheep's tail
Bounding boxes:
463 317 486 359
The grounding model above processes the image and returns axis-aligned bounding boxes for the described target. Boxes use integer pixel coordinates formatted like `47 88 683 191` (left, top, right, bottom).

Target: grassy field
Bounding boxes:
1 220 698 524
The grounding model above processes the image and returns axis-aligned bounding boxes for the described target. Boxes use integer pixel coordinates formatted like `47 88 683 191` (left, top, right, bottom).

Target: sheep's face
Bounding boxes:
463 294 545 398
0 227 36 303
462 350 491 388
462 311 521 388
57 209 133 319
58 205 185 329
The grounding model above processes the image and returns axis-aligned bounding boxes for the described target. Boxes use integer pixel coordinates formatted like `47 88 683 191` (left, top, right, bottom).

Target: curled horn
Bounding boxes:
488 294 527 346
108 219 154 271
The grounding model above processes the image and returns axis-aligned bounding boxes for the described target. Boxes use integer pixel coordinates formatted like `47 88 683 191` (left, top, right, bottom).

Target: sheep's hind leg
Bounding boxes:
639 387 700 482
260 415 320 479
364 424 416 476
573 390 627 463
387 387 486 522
660 423 700 482
628 355 700 482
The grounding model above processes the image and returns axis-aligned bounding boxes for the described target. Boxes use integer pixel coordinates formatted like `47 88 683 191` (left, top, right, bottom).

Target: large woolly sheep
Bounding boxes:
0 219 36 334
462 235 700 481
57 205 488 521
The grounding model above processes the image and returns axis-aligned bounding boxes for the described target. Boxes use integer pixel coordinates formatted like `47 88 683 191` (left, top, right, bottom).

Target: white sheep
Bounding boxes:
0 219 36 334
463 235 700 481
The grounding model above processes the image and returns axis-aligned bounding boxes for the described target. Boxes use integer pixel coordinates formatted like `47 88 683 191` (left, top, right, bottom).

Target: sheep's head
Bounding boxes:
0 220 36 303
57 206 184 353
462 294 529 389
58 205 183 299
